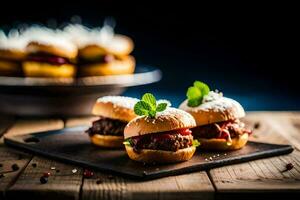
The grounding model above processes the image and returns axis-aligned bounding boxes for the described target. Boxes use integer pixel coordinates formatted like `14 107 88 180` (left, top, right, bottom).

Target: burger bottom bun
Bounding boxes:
23 61 76 78
125 145 196 164
0 60 22 76
90 134 124 148
78 56 135 76
196 133 249 151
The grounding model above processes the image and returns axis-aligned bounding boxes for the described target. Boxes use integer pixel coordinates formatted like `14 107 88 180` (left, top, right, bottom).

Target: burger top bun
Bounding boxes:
124 108 196 139
106 35 134 56
0 31 27 60
92 96 138 122
64 24 133 57
179 92 245 126
23 27 77 59
26 41 77 59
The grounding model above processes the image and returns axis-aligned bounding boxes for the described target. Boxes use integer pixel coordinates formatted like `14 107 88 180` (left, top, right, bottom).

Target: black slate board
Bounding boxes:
4 126 294 179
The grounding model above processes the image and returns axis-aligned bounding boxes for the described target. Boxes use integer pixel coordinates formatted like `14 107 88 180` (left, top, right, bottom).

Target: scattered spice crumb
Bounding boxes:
32 163 37 168
209 157 213 161
254 122 260 129
217 154 220 157
11 164 19 171
43 172 51 177
286 163 294 171
72 169 77 174
40 176 48 184
83 169 94 178
50 167 56 170
205 158 208 161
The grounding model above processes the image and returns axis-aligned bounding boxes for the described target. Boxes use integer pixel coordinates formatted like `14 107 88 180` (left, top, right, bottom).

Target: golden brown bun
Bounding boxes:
196 133 248 151
90 134 124 148
125 145 196 163
22 61 76 78
0 60 22 76
106 35 134 56
92 96 138 122
0 49 26 60
124 108 196 139
78 55 135 76
26 42 77 59
179 97 245 126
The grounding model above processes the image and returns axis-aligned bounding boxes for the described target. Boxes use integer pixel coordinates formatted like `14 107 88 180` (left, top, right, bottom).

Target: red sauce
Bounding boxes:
29 56 70 65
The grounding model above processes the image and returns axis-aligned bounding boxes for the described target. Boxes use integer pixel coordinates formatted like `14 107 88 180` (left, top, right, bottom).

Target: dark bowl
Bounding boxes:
0 65 161 116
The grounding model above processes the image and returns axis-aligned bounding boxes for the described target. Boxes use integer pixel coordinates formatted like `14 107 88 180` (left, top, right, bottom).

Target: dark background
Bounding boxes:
1 2 298 110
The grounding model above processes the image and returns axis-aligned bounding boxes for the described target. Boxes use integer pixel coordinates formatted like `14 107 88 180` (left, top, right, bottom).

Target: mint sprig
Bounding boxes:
134 93 168 118
187 81 210 107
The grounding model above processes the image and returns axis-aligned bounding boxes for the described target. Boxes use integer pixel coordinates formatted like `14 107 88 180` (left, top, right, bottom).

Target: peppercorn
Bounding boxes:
40 176 48 184
43 172 51 177
32 163 37 168
96 179 103 184
11 164 19 171
254 122 260 129
83 169 94 178
286 163 294 171
0 174 4 179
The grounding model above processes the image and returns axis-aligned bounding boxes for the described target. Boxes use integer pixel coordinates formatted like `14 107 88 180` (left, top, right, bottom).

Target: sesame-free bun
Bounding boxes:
92 96 138 122
125 145 196 163
106 35 134 56
124 108 196 139
0 60 22 76
26 41 77 59
78 35 133 58
22 61 76 78
78 55 135 76
90 134 124 148
196 133 249 151
179 96 245 126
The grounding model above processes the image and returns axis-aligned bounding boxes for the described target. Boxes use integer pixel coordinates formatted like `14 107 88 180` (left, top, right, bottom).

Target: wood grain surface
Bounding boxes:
0 113 300 200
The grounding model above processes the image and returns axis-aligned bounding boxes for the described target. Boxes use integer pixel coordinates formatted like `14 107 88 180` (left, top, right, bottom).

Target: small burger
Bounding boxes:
0 31 27 76
124 93 199 164
86 96 138 148
22 27 77 78
179 81 252 150
64 24 135 77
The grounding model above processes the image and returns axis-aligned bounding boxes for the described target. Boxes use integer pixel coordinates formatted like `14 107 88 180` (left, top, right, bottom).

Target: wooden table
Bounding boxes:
0 112 300 200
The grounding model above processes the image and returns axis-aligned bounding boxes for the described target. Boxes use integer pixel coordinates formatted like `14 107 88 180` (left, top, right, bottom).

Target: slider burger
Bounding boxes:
179 81 252 150
86 96 138 148
124 93 199 164
64 24 135 76
0 31 27 76
22 27 77 78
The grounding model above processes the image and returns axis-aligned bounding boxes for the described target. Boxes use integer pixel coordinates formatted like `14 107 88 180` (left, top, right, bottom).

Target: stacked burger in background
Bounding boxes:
0 24 135 78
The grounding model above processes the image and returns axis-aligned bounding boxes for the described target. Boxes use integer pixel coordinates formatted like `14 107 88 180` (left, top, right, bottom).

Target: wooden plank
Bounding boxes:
0 146 31 200
6 156 83 200
209 113 300 199
64 116 97 128
4 118 64 137
81 171 214 200
1 118 65 200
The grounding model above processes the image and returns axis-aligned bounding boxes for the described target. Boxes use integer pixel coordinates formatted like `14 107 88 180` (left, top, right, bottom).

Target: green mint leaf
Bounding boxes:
192 139 200 147
194 81 210 96
156 103 168 112
148 110 157 118
187 86 202 107
134 101 152 116
141 93 156 109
